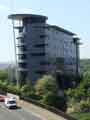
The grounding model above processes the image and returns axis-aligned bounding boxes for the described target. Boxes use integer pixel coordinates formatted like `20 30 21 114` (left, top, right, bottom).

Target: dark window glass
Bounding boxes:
18 63 27 68
17 38 25 43
34 44 48 47
40 35 47 38
19 28 23 33
19 46 27 51
8 101 16 104
31 53 46 56
35 70 47 74
18 54 27 59
40 61 50 65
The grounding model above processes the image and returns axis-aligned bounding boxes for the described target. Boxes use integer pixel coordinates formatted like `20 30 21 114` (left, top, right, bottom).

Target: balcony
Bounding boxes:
18 59 27 63
18 54 27 59
16 32 26 39
16 41 26 47
17 62 28 71
17 51 28 55
17 68 28 71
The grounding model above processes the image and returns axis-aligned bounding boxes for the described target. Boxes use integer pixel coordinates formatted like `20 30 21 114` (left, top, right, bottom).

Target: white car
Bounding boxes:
5 97 17 109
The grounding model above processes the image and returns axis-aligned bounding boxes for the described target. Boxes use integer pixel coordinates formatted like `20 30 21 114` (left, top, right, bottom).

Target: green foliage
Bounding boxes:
35 75 67 111
0 73 67 111
35 75 58 97
79 100 90 112
21 83 34 97
7 85 21 95
66 62 90 113
80 59 90 73
0 70 8 81
71 112 90 120
66 70 90 101
41 91 67 111
0 80 8 91
41 92 57 105
0 79 20 95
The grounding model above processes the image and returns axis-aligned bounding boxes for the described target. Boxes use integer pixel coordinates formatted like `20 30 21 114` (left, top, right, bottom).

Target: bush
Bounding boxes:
0 80 8 92
7 85 21 95
20 81 35 97
0 70 8 81
35 75 58 97
80 100 90 112
41 91 67 111
35 75 67 111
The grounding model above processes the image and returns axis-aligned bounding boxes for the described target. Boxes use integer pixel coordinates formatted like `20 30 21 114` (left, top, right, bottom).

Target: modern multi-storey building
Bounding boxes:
8 14 80 85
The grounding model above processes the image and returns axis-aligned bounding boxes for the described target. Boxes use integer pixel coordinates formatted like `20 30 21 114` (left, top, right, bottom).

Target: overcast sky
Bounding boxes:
0 0 90 62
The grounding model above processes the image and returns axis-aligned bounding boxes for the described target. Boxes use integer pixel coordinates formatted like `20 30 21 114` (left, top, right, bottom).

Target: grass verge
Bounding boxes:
70 112 90 120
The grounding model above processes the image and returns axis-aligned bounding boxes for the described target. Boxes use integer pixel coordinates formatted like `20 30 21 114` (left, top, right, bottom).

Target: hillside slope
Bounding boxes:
0 63 9 70
80 59 90 73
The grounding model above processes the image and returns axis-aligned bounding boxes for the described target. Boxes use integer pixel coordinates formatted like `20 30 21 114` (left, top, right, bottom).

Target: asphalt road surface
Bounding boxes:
0 102 42 120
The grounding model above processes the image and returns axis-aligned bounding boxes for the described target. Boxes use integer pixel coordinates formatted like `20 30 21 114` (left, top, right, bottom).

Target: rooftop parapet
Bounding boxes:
8 14 48 20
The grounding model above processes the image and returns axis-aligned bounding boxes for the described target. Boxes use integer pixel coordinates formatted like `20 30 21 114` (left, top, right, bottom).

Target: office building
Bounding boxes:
8 14 80 85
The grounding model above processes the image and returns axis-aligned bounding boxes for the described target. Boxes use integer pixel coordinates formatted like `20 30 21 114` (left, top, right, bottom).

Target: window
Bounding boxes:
30 52 46 56
40 35 47 38
35 70 47 74
18 63 27 68
34 43 48 47
18 46 27 51
40 61 50 65
19 28 23 33
17 38 25 44
18 54 27 59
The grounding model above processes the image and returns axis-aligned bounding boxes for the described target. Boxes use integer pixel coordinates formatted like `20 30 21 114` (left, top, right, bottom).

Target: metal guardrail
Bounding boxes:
20 96 77 120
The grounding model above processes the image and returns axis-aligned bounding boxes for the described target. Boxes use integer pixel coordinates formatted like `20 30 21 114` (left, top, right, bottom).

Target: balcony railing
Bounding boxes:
16 32 26 39
16 43 26 47
16 51 28 55
18 59 27 63
17 68 28 71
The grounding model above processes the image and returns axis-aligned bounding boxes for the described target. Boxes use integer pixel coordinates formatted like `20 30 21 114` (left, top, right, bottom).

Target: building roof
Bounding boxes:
48 25 75 36
8 14 48 20
8 14 75 36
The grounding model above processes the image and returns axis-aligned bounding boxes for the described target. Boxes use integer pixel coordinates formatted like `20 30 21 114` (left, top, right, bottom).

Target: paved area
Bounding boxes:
0 102 42 120
18 100 66 120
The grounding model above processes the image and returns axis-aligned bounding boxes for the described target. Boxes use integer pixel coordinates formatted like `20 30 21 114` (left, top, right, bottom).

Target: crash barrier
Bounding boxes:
20 96 77 120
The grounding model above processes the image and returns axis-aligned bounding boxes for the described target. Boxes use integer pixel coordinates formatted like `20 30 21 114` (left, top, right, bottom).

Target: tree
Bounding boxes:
0 70 8 81
41 91 67 111
35 75 67 111
35 75 58 97
21 80 35 97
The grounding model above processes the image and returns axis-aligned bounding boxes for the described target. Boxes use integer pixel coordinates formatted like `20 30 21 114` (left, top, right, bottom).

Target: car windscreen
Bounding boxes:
8 101 16 104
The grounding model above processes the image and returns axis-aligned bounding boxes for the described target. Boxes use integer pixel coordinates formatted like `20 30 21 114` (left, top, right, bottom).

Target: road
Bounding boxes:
0 102 42 120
